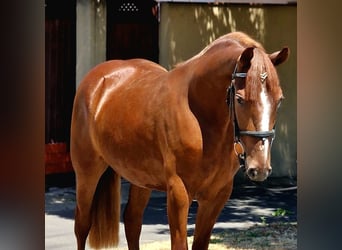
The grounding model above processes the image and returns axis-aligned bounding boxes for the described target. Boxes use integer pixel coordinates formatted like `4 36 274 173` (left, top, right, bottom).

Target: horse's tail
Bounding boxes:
88 167 121 249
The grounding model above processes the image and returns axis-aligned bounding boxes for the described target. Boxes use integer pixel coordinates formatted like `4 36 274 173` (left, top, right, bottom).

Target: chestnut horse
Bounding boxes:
70 32 289 250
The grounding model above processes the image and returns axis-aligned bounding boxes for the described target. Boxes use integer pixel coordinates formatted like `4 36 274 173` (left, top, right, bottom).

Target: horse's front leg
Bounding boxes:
167 174 191 250
192 182 233 250
124 184 152 250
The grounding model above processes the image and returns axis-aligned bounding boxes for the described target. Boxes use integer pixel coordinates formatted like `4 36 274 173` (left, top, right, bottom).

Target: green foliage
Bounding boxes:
260 216 267 225
272 208 293 217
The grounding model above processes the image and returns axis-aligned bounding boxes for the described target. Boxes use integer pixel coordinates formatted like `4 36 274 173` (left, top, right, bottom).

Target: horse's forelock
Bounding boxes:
245 48 280 102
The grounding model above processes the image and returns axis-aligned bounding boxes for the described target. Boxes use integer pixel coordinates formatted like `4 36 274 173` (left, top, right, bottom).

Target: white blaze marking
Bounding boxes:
259 86 271 158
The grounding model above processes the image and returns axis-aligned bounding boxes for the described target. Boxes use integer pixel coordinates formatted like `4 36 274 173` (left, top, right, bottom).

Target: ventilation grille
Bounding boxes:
118 2 139 12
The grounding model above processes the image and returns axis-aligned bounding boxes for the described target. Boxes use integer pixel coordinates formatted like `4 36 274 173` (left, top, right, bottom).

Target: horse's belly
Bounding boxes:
106 153 167 191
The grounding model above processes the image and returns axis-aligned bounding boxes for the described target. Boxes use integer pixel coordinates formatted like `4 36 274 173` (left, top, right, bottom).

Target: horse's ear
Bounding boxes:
238 47 254 70
269 47 290 66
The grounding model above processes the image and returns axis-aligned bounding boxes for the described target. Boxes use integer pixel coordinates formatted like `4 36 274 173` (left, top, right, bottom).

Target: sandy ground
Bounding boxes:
45 179 296 249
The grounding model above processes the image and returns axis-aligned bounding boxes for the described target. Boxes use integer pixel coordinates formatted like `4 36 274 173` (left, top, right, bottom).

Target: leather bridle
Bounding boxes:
226 63 276 169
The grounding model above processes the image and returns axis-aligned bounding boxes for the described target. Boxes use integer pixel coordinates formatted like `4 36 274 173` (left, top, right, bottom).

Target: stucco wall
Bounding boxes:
159 3 297 180
76 0 106 88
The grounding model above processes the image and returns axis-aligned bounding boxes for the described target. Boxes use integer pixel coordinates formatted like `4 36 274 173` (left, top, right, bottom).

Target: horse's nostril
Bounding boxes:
247 168 258 179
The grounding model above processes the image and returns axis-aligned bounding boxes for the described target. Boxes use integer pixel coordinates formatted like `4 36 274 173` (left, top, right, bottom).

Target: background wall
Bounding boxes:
76 0 106 88
159 3 297 181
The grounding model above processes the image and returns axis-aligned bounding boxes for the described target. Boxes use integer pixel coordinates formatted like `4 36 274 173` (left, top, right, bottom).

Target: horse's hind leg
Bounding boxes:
123 184 151 250
73 158 107 250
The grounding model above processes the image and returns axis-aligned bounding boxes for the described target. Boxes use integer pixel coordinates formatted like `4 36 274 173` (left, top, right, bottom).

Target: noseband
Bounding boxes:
226 64 276 169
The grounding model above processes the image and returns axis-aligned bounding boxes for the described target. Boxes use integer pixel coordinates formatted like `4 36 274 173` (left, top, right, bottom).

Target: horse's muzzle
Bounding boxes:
246 165 272 182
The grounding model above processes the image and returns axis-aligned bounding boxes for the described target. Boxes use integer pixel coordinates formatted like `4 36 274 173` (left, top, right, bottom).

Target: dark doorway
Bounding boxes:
106 0 159 62
45 0 76 175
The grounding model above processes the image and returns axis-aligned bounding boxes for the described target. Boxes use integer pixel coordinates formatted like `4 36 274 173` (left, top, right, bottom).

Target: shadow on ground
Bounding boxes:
45 175 297 235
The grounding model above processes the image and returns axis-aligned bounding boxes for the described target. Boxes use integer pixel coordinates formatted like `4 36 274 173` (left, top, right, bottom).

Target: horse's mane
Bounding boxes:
177 32 280 102
223 32 264 50
177 32 264 67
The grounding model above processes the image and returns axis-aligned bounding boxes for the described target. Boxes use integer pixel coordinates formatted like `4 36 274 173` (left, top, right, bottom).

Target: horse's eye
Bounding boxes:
236 95 245 105
277 97 284 109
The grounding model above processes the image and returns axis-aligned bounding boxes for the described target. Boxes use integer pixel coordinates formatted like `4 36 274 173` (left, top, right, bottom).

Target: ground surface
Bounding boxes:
45 177 297 250
127 221 297 250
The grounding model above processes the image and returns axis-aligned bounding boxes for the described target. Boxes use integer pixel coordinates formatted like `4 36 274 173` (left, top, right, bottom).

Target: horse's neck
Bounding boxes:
187 55 236 128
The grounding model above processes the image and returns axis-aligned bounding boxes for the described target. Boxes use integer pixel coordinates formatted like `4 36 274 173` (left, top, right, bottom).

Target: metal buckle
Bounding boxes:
233 141 245 156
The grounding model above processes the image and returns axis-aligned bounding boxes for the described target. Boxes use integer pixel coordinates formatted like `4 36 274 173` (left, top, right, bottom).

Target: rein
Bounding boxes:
226 64 276 169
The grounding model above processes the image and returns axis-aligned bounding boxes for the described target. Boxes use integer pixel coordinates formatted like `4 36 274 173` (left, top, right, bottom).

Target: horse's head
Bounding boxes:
228 46 289 181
